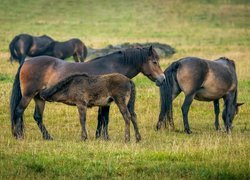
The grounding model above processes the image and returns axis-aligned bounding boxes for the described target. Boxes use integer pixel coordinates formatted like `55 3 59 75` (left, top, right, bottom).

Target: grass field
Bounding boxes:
0 0 249 179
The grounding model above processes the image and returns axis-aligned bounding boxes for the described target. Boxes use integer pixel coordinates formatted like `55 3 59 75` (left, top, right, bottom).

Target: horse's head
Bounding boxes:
141 46 165 86
223 102 244 130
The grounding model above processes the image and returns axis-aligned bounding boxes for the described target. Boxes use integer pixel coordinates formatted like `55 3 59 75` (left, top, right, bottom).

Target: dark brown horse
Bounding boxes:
156 57 243 134
38 73 140 142
9 33 54 63
10 47 165 140
43 38 88 62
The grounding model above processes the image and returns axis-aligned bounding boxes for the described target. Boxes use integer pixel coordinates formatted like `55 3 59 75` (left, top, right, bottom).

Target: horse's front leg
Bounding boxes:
96 107 103 139
222 94 234 134
102 106 110 140
213 99 221 130
77 104 88 140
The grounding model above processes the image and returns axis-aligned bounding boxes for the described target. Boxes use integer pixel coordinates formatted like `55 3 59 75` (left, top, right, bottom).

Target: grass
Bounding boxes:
0 0 250 179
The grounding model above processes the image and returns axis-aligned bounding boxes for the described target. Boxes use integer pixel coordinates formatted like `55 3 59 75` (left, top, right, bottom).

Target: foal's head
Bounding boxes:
141 46 165 86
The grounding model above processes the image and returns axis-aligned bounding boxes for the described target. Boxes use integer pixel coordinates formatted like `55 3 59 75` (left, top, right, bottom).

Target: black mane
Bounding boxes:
90 47 159 66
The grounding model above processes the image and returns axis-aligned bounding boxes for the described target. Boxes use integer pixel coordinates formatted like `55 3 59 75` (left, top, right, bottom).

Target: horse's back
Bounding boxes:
177 57 209 94
20 56 68 95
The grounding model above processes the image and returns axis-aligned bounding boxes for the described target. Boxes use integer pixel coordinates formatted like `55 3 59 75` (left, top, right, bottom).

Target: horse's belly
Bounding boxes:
194 88 225 101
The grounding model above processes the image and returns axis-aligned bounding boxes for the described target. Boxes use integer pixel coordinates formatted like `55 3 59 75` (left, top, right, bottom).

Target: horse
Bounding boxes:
43 38 88 62
156 57 243 134
9 33 54 63
10 46 165 140
36 73 141 142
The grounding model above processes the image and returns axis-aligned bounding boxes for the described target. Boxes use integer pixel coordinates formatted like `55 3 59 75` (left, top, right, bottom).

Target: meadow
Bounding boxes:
0 0 249 179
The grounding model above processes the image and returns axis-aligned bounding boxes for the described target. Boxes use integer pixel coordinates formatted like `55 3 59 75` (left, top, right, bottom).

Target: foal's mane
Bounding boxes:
90 47 159 66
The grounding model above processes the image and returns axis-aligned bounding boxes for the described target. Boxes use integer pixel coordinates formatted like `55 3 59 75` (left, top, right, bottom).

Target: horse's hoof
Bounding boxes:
81 136 88 141
15 135 24 140
44 136 53 140
104 136 111 141
95 132 101 139
136 134 141 143
156 122 161 130
125 137 130 143
185 129 192 134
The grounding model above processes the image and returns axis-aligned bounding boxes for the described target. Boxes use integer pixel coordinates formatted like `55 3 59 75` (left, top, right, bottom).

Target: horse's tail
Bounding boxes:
128 80 136 114
10 61 24 136
159 61 180 121
9 35 20 63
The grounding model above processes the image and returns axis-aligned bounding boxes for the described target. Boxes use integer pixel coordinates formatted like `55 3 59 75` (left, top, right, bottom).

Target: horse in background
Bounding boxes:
9 33 54 63
10 46 165 140
43 38 88 62
156 57 243 134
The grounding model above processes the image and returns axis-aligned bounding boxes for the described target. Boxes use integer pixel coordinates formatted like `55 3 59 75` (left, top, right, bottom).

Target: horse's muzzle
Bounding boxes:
155 74 166 86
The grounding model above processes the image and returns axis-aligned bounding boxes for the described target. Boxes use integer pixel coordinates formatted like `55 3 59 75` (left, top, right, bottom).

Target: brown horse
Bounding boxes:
38 73 140 142
9 33 54 63
156 57 243 134
43 38 88 62
10 47 165 140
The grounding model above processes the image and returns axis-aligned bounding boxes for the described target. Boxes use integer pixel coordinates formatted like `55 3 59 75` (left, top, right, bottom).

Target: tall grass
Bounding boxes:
0 0 249 179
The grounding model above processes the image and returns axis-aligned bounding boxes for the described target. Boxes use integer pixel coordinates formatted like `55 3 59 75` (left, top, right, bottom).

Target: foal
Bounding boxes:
39 73 141 142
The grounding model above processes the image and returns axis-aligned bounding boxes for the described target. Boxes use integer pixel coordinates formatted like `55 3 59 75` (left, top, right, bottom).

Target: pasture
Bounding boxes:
0 0 249 179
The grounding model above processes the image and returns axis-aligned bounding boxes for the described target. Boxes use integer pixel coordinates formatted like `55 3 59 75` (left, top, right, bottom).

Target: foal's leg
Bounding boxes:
33 97 53 140
213 100 221 130
128 104 141 142
77 104 88 140
181 94 195 134
13 96 32 139
115 101 131 142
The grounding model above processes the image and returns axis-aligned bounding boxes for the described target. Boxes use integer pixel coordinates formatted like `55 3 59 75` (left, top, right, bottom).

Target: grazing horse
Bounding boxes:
156 57 243 134
39 73 140 142
9 33 54 63
10 46 165 140
43 38 88 62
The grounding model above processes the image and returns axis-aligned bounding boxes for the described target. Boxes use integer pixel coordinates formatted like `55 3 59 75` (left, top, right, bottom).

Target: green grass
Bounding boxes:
0 0 250 179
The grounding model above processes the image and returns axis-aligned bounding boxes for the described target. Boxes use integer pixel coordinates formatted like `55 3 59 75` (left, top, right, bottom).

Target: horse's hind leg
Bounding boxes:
13 96 32 139
181 94 194 134
33 97 53 140
213 100 221 130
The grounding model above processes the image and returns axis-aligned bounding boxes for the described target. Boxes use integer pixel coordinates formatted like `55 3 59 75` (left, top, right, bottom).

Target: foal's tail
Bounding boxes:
10 62 24 136
159 61 180 120
128 81 136 113
9 35 20 63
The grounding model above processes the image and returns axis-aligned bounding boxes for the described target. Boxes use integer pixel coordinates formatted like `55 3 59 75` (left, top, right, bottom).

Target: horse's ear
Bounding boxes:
237 102 244 107
149 45 153 55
